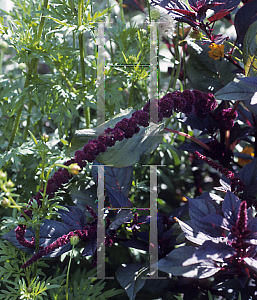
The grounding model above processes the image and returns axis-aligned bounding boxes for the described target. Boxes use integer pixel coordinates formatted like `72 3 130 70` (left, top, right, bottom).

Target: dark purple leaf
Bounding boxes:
82 238 97 256
109 209 133 230
222 192 241 228
180 112 218 132
160 229 177 249
168 202 189 220
185 240 234 264
69 183 98 218
239 77 257 87
234 1 257 45
188 192 223 236
229 123 253 144
176 218 214 245
2 227 36 254
45 243 72 258
214 177 231 193
136 231 150 243
201 213 230 231
39 220 73 258
158 246 220 278
148 0 198 27
2 220 71 256
189 1 223 22
138 215 151 224
58 206 87 230
116 264 147 300
92 160 133 196
105 187 132 208
239 158 257 200
122 238 149 251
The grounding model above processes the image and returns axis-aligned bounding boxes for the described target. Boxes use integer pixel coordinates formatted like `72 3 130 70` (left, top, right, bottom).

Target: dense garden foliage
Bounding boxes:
1 0 257 299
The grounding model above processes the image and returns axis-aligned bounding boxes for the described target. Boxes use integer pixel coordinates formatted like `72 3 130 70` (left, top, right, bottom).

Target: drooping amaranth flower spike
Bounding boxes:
194 151 245 193
15 89 218 252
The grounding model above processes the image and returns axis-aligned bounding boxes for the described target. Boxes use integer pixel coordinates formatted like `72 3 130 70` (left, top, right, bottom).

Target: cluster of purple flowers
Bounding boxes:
24 89 220 214
17 88 235 267
217 108 238 131
230 200 250 259
143 89 217 121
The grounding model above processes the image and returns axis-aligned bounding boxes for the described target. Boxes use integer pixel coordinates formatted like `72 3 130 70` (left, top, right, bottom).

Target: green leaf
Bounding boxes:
208 291 214 300
187 41 236 93
215 78 257 114
243 20 257 77
69 108 163 167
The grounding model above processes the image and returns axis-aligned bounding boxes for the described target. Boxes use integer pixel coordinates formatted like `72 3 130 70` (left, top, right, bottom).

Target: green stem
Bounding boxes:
128 81 135 107
0 49 3 75
32 227 40 278
118 0 125 22
66 246 74 300
147 0 151 22
1 192 31 222
164 128 211 152
7 105 23 151
172 23 181 91
23 93 32 140
7 0 48 149
33 0 48 46
61 70 77 93
166 26 179 93
78 0 90 128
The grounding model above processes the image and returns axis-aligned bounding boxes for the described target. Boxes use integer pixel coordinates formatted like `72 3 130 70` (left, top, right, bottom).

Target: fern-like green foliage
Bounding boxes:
0 240 123 300
48 268 124 300
0 240 52 300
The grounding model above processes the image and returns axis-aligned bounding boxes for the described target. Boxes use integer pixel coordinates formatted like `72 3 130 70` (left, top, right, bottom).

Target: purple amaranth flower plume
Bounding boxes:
217 107 238 131
15 89 217 254
21 205 98 268
194 150 245 193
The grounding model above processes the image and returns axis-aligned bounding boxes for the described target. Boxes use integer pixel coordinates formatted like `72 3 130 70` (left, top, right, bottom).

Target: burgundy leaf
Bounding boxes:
208 0 240 22
167 7 196 17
